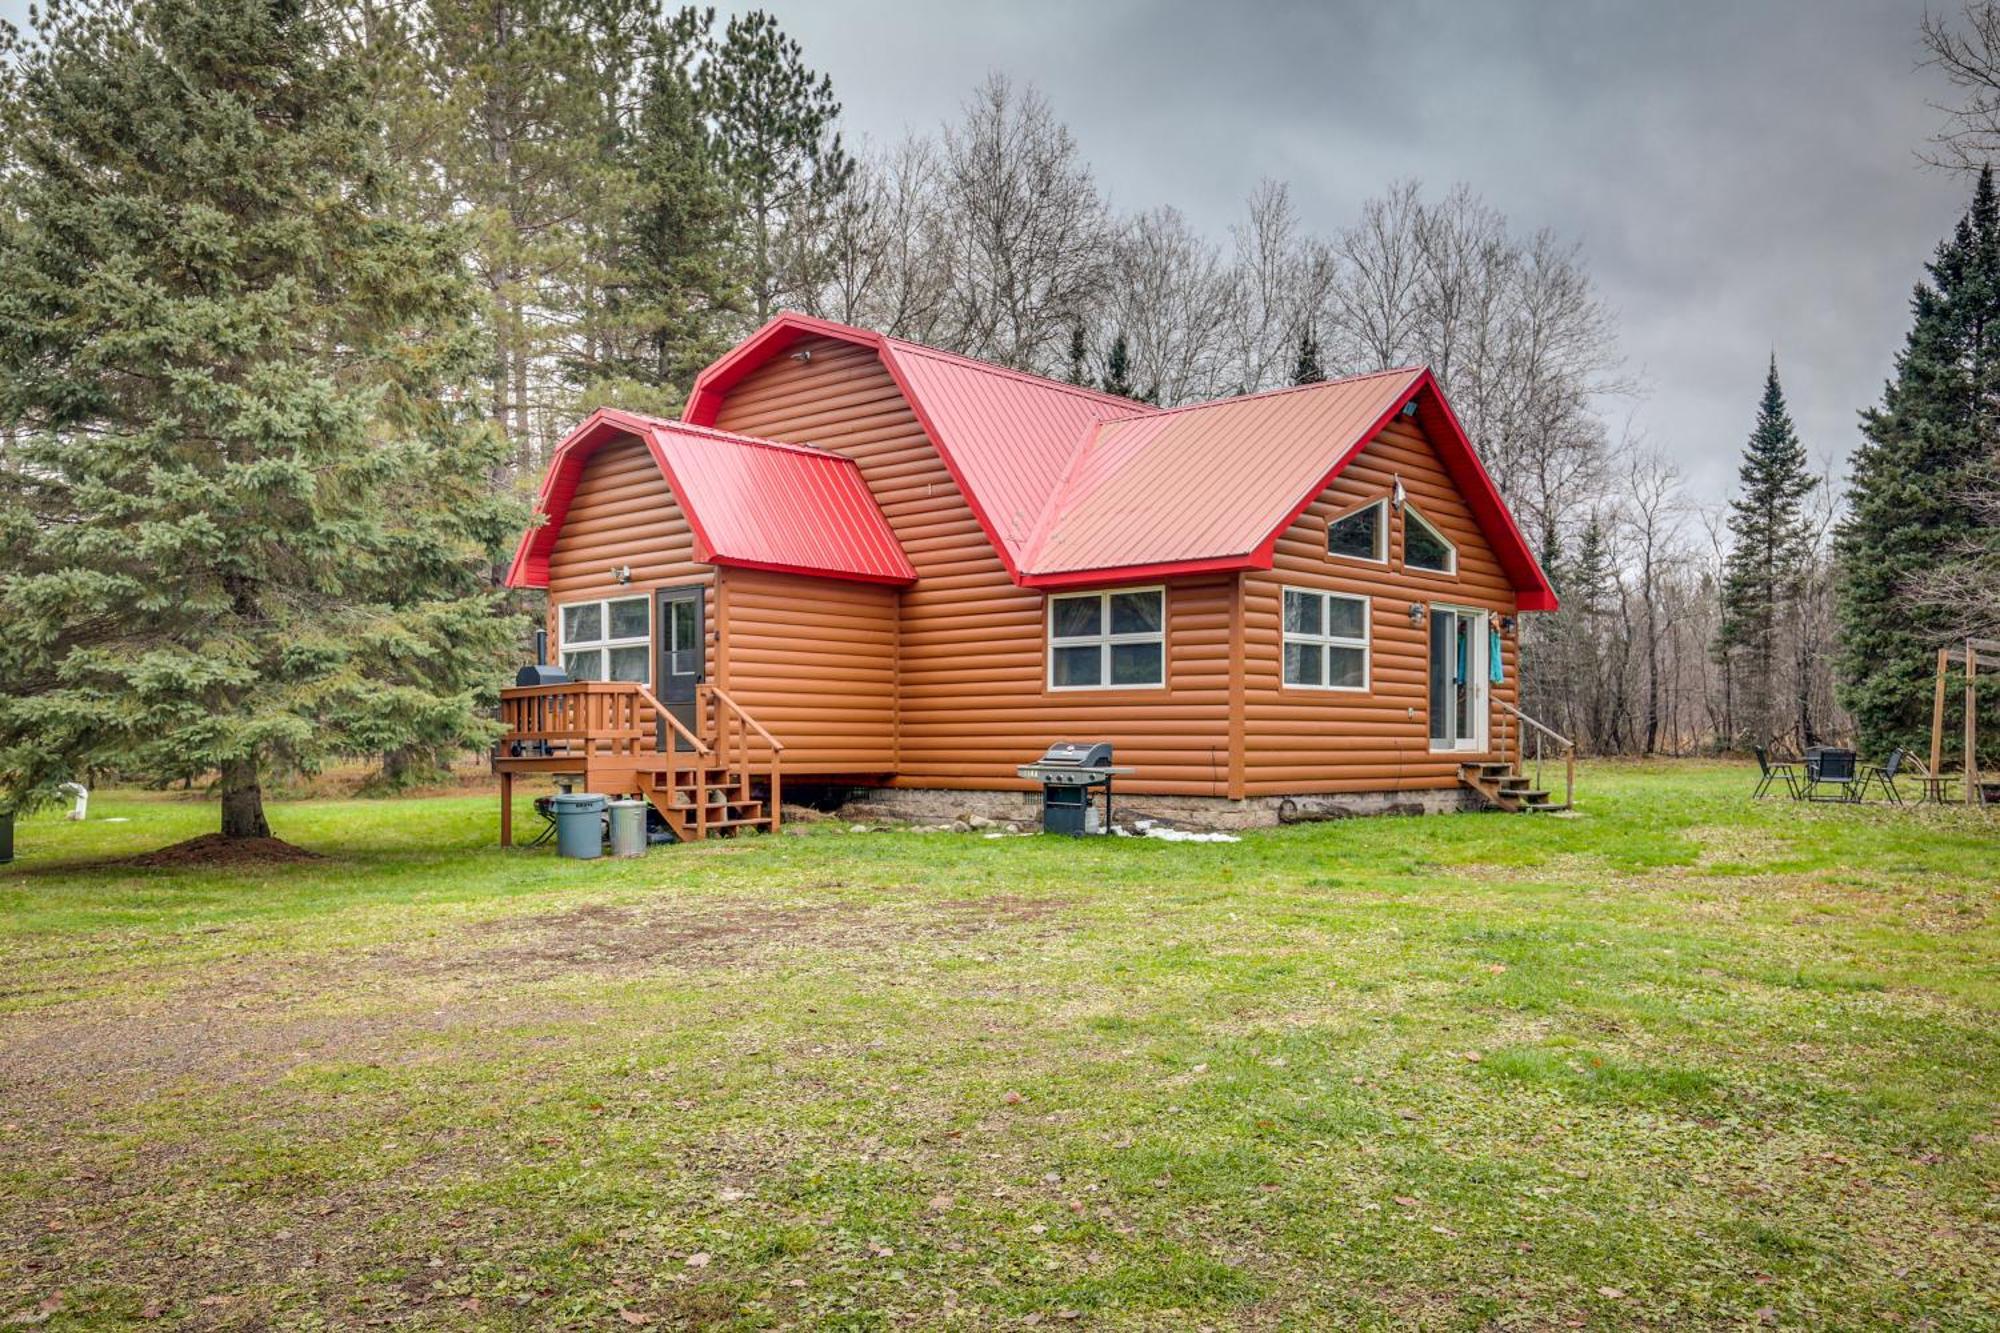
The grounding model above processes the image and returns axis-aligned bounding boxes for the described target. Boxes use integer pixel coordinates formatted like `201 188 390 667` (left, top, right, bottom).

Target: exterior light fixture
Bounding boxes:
1391 475 1407 512
1407 601 1426 627
791 348 812 363
1500 615 1516 635
612 564 631 585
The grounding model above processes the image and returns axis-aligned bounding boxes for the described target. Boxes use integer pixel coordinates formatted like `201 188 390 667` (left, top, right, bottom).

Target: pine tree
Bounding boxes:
608 12 745 397
704 10 851 320
1717 356 1817 746
1292 326 1326 385
1837 166 2000 757
0 0 525 838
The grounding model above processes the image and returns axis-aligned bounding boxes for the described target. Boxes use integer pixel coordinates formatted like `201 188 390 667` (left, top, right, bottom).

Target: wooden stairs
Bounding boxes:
1459 760 1566 813
493 680 783 846
1467 703 1577 813
639 762 774 842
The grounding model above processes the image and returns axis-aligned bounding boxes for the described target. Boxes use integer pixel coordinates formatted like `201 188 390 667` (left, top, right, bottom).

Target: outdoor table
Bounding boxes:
1915 773 1956 804
1804 747 1861 803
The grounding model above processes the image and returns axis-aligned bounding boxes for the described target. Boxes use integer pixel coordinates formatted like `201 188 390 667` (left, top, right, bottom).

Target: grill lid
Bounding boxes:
1036 741 1114 769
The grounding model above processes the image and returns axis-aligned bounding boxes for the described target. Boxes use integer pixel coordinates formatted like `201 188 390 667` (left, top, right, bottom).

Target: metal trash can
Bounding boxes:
607 798 648 858
0 810 12 865
550 792 607 860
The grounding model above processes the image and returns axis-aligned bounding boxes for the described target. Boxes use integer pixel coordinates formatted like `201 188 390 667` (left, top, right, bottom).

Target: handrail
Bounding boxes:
1496 699 1576 811
700 684 786 753
633 682 712 755
1497 699 1574 750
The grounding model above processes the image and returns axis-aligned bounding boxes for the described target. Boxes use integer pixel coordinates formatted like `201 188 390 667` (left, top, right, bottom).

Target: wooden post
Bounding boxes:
1932 647 1950 780
770 757 782 834
1969 639 1981 807
499 770 514 848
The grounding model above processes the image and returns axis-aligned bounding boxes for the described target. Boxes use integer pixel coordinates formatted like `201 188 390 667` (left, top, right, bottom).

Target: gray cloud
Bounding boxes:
0 0 1964 503
746 0 1967 503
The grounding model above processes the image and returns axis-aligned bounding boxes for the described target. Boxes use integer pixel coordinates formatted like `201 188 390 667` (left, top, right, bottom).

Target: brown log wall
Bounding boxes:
1241 416 1520 795
717 566 899 774
711 336 1233 796
543 435 715 706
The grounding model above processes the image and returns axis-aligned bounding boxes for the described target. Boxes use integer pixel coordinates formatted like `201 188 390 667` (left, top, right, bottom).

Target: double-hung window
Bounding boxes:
1048 587 1165 689
560 595 651 683
1282 587 1370 691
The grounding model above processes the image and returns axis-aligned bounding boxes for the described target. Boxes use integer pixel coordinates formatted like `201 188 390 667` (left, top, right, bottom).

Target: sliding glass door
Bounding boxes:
1428 606 1488 752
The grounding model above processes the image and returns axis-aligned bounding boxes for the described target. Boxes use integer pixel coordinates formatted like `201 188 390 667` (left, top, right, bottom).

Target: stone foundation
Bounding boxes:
833 784 1478 832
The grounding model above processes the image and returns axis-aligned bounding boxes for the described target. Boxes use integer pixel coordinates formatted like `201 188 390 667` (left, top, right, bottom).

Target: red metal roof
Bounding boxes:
505 408 914 589
683 314 1555 610
1018 368 1556 609
685 313 1154 576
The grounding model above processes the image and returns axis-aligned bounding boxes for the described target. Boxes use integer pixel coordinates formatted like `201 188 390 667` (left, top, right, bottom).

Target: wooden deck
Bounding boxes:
492 681 783 845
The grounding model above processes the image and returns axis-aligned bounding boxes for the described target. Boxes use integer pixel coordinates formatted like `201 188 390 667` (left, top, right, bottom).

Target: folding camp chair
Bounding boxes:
1752 745 1801 800
1859 747 1907 804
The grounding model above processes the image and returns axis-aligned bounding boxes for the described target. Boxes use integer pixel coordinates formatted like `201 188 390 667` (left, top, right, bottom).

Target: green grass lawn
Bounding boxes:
1 763 1995 1330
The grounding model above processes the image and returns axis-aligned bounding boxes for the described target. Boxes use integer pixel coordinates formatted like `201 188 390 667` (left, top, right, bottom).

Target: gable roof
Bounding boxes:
1014 367 1558 611
506 408 915 589
684 312 1157 577
687 314 1555 611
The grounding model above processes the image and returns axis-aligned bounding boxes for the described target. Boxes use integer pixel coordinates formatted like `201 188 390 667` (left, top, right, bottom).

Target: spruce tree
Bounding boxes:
1102 332 1138 400
1293 326 1326 385
1837 166 2000 757
1066 324 1090 386
0 0 524 838
1099 331 1157 403
1717 356 1817 746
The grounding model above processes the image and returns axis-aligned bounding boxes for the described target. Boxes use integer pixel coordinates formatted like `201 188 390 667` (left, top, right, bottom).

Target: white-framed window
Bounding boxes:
559 595 650 683
1048 586 1166 690
1404 504 1458 575
1282 587 1370 691
1326 497 1388 563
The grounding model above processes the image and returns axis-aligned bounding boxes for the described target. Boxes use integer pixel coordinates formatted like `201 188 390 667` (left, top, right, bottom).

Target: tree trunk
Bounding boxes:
219 757 270 840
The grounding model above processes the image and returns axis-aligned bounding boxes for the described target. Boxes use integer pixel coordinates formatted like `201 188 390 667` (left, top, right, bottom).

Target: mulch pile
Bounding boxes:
125 834 323 869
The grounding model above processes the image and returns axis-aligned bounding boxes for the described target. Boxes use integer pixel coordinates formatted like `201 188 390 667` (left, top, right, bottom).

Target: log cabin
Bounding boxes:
493 312 1564 843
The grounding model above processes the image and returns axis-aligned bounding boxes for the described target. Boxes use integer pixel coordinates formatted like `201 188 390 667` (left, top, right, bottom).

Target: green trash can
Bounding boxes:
607 798 648 858
550 792 607 860
0 810 13 865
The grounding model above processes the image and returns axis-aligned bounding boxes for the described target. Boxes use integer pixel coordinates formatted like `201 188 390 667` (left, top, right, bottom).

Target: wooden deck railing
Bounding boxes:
1498 699 1576 810
700 683 785 821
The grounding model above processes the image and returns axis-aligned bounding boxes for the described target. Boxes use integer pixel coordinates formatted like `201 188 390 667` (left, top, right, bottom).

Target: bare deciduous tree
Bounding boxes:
934 74 1111 374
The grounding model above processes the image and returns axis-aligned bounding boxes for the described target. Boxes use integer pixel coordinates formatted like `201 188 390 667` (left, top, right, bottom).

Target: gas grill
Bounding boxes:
1017 742 1130 835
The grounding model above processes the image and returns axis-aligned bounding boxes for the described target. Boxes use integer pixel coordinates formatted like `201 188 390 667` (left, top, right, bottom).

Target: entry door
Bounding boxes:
655 586 703 750
1428 607 1488 752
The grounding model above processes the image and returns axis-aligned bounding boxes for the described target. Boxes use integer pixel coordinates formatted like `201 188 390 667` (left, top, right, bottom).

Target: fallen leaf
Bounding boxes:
684 1252 710 1269
619 1311 653 1327
1392 1196 1419 1208
139 1303 165 1320
1463 1051 1484 1063
1003 1091 1024 1105
1487 963 1508 974
1597 1286 1626 1299
1755 1309 1777 1326
928 1193 955 1212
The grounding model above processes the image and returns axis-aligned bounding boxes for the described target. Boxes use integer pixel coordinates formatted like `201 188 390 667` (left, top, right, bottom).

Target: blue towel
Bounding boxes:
1489 627 1504 684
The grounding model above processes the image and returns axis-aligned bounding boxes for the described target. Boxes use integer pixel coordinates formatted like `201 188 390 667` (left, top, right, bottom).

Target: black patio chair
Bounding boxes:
1803 746 1863 803
1859 747 1907 804
1753 745 1801 800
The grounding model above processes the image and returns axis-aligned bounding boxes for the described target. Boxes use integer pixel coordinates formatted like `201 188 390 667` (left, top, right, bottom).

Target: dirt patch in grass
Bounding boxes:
124 833 322 869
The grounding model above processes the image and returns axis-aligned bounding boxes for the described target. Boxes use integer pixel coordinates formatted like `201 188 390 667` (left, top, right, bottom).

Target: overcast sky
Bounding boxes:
0 0 1970 504
732 0 1969 505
